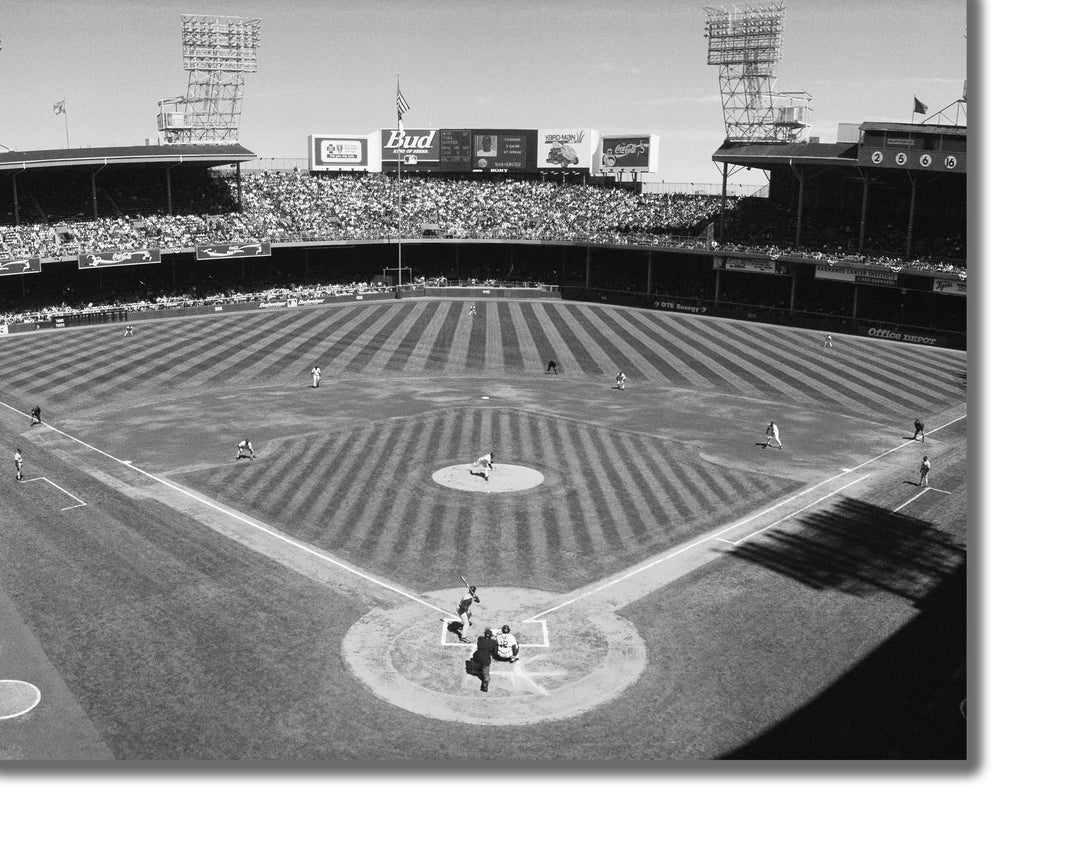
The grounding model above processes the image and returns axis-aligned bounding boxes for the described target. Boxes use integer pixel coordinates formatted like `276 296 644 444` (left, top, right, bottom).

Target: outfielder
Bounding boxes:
764 420 783 449
615 371 626 391
311 365 322 388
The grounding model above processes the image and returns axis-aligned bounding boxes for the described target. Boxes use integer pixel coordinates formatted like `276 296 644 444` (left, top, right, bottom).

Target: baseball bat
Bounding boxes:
460 574 471 589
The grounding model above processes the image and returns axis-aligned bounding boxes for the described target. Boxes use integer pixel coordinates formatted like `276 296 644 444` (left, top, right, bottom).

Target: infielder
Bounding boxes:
14 447 23 481
765 420 783 449
311 365 322 388
472 451 495 481
913 419 926 442
615 371 626 391
236 438 256 461
30 405 42 426
919 455 931 488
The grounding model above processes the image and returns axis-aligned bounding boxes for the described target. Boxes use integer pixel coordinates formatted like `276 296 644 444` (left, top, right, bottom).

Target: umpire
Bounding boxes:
470 628 500 693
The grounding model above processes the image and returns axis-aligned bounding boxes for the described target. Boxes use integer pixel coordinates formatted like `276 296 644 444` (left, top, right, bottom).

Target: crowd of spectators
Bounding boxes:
0 170 965 275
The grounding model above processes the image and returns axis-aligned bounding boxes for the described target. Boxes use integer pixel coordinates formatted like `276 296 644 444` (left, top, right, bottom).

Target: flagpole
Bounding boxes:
396 74 402 293
64 107 70 149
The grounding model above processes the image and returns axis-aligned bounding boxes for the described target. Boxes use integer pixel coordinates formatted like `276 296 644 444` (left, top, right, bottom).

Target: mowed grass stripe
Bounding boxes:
613 309 729 388
420 301 467 373
251 306 368 380
277 431 354 526
521 410 588 557
531 302 604 377
322 416 415 547
494 302 524 372
341 303 413 372
584 305 699 386
511 302 566 375
444 301 479 372
650 312 792 399
688 319 825 409
373 413 441 561
592 428 659 542
559 418 624 552
203 308 341 386
133 310 307 396
382 300 444 372
297 426 383 535
540 416 606 556
645 311 765 394
481 301 504 373
736 321 922 414
546 303 624 379
503 301 547 375
628 433 706 521
565 304 671 384
607 429 684 532
241 431 313 509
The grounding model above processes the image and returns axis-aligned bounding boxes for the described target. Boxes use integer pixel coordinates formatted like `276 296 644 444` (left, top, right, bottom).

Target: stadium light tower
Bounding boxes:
704 4 810 143
157 14 260 144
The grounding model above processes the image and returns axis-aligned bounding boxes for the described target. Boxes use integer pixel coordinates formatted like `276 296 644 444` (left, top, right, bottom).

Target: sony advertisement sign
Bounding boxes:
309 135 371 172
597 134 657 173
537 129 595 169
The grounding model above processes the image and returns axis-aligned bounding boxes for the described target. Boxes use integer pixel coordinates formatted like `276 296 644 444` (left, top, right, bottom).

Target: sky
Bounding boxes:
1 0 967 186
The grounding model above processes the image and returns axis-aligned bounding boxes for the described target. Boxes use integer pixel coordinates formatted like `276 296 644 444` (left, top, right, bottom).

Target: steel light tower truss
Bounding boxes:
704 4 809 144
158 14 260 144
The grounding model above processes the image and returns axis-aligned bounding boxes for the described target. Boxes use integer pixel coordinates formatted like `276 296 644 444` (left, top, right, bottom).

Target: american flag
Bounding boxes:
396 85 410 123
53 99 66 115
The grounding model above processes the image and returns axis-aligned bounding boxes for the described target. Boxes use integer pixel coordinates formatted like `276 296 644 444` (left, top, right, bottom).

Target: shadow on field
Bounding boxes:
721 560 967 761
726 494 963 601
720 496 967 760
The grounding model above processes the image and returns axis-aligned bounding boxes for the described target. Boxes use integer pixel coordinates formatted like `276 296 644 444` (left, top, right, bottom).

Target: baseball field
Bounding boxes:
0 296 967 760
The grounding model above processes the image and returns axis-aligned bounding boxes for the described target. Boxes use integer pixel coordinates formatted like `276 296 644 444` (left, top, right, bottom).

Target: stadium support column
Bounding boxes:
11 172 20 227
91 164 106 220
790 161 805 248
905 172 918 259
585 246 591 289
858 169 869 253
165 164 177 216
646 251 653 295
235 162 244 213
719 163 728 242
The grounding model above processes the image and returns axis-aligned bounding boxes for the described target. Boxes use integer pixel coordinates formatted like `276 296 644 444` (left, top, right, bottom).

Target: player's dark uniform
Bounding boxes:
913 419 925 442
545 360 558 375
471 631 500 692
30 406 41 426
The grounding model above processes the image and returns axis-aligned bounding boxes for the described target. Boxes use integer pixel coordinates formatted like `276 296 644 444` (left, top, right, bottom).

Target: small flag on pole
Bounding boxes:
913 96 928 115
396 84 410 123
53 99 66 115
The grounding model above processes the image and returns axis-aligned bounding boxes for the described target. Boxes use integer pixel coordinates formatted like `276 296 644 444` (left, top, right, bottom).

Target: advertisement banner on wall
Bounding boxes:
78 249 161 270
381 128 441 164
309 135 370 172
0 257 41 276
815 264 899 286
726 256 779 274
597 134 656 172
932 278 967 295
537 129 595 169
195 242 272 261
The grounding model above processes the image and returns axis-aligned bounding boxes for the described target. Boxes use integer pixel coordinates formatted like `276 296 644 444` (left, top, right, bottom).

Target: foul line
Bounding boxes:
526 473 870 621
0 400 452 618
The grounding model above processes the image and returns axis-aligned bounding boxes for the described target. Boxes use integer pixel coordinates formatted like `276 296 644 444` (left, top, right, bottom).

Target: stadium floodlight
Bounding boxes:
157 14 261 144
704 4 810 144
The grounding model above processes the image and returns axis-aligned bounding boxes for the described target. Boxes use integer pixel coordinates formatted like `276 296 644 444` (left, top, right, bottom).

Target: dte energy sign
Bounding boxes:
309 135 370 172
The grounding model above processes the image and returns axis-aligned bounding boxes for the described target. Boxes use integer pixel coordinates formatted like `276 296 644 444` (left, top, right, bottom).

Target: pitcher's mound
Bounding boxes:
433 464 544 492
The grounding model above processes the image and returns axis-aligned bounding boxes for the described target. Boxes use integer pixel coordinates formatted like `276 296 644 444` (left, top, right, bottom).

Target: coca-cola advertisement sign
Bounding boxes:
598 134 655 172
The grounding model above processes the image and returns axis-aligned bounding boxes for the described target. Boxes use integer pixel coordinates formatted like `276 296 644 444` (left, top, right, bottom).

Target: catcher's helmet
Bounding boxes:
501 624 510 633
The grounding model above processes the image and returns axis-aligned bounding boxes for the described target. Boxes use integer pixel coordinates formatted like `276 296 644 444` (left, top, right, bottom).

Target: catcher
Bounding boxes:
494 624 520 664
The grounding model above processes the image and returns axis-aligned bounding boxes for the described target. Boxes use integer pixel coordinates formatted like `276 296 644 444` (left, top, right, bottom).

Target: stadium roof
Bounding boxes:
860 121 966 136
712 141 857 169
0 144 257 172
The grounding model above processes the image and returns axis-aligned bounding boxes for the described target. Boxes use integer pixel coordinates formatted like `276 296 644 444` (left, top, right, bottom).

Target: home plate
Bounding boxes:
432 464 544 492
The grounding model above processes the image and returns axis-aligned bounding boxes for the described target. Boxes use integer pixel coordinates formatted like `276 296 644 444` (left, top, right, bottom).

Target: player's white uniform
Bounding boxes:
495 631 519 662
473 453 494 480
311 366 321 388
236 439 256 460
616 372 626 390
766 422 782 448
456 592 476 639
824 334 833 348
14 449 23 481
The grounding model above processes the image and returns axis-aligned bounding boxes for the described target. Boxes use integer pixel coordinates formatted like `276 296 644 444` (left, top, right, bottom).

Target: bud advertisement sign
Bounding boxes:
598 134 656 172
382 128 440 163
309 135 370 172
537 129 595 169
